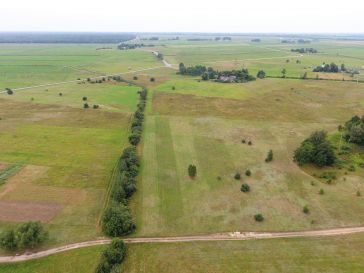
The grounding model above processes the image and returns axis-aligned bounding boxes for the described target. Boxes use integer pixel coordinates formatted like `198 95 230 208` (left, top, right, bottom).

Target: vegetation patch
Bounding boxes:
0 164 22 185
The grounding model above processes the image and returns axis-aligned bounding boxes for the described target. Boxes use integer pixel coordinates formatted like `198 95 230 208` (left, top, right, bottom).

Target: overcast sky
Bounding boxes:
0 0 363 33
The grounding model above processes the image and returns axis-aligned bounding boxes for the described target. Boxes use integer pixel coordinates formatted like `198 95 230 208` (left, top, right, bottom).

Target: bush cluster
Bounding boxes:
294 130 336 167
0 221 48 251
102 147 139 236
95 239 127 273
129 89 147 146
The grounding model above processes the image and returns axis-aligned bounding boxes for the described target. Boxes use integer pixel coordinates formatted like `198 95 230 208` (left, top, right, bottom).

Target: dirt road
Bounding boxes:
1 226 364 263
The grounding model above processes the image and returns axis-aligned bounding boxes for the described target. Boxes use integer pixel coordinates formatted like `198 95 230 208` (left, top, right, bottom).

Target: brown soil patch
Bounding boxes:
0 200 61 222
317 72 353 81
0 163 7 171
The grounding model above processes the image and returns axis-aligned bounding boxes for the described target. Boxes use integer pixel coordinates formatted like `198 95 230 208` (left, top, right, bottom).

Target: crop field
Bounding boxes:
0 80 142 249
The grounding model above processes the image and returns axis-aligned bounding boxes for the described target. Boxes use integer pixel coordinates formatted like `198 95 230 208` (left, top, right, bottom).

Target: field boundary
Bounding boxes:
1 226 364 263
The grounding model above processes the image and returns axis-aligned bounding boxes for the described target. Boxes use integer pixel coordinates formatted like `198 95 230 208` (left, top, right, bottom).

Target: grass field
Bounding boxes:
133 78 364 236
0 44 160 89
0 245 105 273
1 37 364 272
1 234 364 273
153 39 364 80
0 81 141 249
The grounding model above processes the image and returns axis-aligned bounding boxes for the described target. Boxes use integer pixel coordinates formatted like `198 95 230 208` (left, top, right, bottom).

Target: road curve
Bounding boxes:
1 226 364 263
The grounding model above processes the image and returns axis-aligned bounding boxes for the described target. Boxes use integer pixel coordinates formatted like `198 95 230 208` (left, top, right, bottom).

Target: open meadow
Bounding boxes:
1 35 364 272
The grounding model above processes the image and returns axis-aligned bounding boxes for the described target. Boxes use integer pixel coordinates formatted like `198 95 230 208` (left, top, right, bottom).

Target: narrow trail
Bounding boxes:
0 65 168 94
1 226 364 263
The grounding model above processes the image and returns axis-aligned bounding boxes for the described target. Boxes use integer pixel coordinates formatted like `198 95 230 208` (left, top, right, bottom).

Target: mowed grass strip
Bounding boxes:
155 116 184 227
121 234 364 273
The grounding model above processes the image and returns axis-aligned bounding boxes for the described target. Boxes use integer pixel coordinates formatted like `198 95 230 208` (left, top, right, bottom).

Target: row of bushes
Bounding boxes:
95 239 126 273
102 89 147 237
0 221 48 251
129 89 147 146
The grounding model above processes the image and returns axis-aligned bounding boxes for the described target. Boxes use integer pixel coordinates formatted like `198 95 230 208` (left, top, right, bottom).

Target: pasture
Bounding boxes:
1 36 364 272
134 78 364 236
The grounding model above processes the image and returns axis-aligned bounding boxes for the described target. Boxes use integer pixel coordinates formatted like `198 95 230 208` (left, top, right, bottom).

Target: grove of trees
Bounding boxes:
342 115 364 145
0 221 48 251
294 131 336 167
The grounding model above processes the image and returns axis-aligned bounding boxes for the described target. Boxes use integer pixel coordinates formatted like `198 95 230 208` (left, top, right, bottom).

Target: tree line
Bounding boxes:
117 43 155 50
313 62 345 73
291 48 317 53
178 63 256 83
102 89 147 237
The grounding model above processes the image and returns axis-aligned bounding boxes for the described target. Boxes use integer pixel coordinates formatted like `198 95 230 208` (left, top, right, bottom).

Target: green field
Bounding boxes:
1 36 364 272
2 234 364 273
133 78 364 236
0 44 160 89
0 245 105 273
0 82 142 249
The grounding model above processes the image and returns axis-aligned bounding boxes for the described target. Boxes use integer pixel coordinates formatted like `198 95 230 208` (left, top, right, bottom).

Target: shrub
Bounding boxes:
150 77 155 82
248 141 252 145
188 165 197 178
129 133 141 146
82 96 87 101
294 131 336 167
303 205 310 214
241 183 250 192
93 104 100 109
241 139 246 144
102 205 135 237
133 76 138 80
245 169 251 176
348 165 356 172
0 221 48 251
234 173 241 180
5 88 13 95
83 103 89 109
319 188 325 195
59 92 63 96
357 191 362 197
265 150 273 162
256 70 266 79
254 214 264 222
172 86 176 90
95 239 127 273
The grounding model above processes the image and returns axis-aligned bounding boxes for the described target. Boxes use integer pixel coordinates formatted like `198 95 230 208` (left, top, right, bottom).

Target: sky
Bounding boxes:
0 0 363 33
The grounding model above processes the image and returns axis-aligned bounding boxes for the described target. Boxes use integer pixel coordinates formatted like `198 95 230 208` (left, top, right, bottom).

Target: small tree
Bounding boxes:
83 103 89 109
265 150 273 162
234 172 241 180
254 214 264 222
5 88 13 95
133 76 138 80
188 165 197 178
241 183 250 192
248 141 252 145
357 191 361 197
245 169 251 176
150 77 155 82
93 104 99 109
303 205 310 214
281 68 286 78
59 92 63 96
82 96 87 101
319 188 325 195
256 70 266 79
